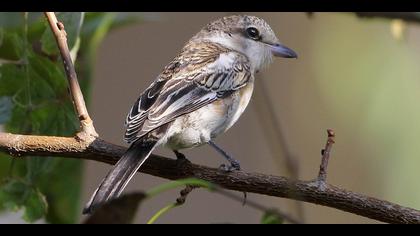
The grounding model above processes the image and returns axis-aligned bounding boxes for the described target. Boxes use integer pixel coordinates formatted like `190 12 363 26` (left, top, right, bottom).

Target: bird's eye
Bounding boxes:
246 27 260 40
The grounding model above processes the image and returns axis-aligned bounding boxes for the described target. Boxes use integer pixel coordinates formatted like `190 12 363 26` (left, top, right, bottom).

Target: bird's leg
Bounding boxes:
208 141 241 172
208 141 247 202
173 150 191 166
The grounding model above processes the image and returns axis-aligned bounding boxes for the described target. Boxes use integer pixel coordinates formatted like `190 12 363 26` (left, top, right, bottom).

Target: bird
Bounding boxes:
83 15 297 214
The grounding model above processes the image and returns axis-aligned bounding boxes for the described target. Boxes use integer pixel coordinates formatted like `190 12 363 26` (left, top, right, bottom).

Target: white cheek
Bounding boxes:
203 35 273 72
245 42 272 72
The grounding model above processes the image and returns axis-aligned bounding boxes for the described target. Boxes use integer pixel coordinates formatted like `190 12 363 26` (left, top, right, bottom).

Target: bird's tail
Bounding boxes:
83 138 157 214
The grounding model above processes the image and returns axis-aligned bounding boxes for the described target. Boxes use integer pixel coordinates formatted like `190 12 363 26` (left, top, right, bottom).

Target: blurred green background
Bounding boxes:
1 12 420 223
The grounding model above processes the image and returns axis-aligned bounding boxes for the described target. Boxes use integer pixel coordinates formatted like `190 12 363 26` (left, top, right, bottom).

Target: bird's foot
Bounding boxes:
209 141 241 172
219 159 241 172
173 150 191 167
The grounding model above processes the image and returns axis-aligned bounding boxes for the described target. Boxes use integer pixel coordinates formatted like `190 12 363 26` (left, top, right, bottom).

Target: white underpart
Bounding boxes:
161 80 254 150
157 52 255 150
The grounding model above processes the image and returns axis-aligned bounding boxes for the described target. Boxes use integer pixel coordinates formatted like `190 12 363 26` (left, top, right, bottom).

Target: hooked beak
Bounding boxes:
267 43 298 59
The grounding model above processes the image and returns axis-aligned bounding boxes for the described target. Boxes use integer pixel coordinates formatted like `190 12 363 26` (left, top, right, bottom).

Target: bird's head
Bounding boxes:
192 15 297 72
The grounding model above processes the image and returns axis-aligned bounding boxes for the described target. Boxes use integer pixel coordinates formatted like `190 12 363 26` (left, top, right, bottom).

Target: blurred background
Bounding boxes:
2 12 420 223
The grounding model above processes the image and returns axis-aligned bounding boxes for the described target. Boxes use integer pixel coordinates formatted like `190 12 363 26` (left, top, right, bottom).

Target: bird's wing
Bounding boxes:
124 43 252 143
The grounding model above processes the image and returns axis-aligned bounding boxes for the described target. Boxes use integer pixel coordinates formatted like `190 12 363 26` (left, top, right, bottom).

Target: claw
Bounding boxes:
209 141 241 172
219 162 241 172
174 150 186 160
173 150 191 167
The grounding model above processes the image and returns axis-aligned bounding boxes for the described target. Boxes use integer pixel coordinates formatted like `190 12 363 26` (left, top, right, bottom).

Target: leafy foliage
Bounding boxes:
41 13 85 56
0 12 141 223
0 12 81 224
0 179 47 222
146 178 215 198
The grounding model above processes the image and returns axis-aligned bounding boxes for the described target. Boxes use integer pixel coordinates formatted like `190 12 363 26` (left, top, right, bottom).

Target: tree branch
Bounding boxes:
44 12 97 139
354 12 420 24
2 12 419 224
317 129 335 184
0 132 419 224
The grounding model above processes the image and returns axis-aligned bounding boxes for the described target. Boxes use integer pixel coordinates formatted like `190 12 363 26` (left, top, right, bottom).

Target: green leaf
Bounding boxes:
0 64 25 97
0 179 48 222
27 52 68 96
41 12 85 56
38 158 82 224
0 12 42 29
0 28 4 48
22 187 48 222
0 96 13 124
146 203 178 224
25 156 56 184
0 179 27 211
0 31 24 61
0 153 12 180
146 178 215 198
261 210 284 224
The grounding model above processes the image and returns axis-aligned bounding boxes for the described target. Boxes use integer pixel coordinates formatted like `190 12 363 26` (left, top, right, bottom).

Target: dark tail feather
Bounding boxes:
83 139 157 214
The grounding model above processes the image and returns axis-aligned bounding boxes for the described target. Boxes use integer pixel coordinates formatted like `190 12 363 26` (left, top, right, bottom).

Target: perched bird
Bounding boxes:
83 15 297 214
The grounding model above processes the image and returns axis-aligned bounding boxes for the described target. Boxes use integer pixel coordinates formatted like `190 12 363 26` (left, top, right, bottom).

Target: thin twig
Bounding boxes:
253 79 304 220
317 129 336 184
214 187 301 224
254 80 300 179
147 184 197 224
176 185 197 205
0 133 419 224
44 12 97 139
175 184 299 223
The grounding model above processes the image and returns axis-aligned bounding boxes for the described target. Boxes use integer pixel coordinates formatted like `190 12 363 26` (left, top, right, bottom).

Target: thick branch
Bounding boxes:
0 132 419 224
44 12 97 139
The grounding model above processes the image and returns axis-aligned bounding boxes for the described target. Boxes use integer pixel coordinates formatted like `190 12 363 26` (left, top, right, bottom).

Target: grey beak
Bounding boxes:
268 43 298 58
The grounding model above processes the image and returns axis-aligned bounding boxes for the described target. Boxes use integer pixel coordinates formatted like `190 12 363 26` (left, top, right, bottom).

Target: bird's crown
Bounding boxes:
192 15 279 46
